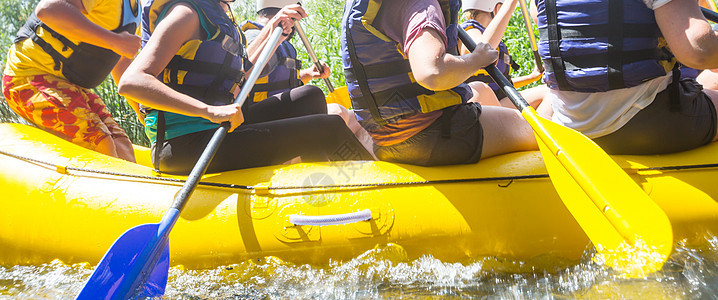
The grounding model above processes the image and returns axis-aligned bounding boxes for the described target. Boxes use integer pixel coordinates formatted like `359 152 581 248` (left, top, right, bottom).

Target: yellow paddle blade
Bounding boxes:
523 107 673 277
326 86 352 109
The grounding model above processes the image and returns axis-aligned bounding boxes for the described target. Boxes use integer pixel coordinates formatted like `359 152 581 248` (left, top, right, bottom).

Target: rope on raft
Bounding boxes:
1 148 716 192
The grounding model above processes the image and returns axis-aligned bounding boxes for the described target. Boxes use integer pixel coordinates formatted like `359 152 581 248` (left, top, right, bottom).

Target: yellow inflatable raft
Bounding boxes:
1 123 718 269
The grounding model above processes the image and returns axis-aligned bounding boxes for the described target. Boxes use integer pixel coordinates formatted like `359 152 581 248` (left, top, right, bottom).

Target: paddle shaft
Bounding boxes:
703 6 718 22
294 21 335 92
517 0 544 73
458 28 530 111
114 26 286 299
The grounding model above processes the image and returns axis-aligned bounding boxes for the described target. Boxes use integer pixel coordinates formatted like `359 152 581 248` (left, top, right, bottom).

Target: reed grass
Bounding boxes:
0 0 539 146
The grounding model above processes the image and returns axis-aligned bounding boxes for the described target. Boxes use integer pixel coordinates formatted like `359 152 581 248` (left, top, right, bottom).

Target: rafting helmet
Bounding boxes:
463 0 504 12
256 0 301 10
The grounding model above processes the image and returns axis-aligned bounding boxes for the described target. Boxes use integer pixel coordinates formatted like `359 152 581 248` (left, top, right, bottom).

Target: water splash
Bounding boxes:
593 238 669 279
2 238 718 299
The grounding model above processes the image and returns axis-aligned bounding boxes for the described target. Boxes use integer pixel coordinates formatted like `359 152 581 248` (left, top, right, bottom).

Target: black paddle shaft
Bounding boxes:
458 28 530 111
703 7 718 23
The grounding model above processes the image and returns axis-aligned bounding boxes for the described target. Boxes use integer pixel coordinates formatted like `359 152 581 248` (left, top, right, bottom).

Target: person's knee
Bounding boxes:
290 85 327 113
94 137 120 158
112 135 136 162
479 107 537 158
468 81 500 106
327 103 350 124
302 85 325 100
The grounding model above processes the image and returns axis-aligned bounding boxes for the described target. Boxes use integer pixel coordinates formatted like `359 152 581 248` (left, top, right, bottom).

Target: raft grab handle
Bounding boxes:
288 209 372 226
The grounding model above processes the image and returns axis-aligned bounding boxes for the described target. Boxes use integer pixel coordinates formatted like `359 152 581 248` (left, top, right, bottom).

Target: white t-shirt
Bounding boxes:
550 0 675 138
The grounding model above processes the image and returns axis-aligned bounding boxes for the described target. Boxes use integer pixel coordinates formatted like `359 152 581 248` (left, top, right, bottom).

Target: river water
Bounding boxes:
2 236 717 299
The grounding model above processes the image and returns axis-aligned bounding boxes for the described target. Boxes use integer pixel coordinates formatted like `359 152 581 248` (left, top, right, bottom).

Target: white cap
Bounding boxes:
462 0 504 12
256 0 301 10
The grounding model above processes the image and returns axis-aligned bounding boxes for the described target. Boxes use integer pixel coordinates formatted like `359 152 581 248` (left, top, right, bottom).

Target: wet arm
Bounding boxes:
36 0 138 57
408 28 498 91
656 0 718 69
480 0 519 48
118 3 215 120
112 57 144 124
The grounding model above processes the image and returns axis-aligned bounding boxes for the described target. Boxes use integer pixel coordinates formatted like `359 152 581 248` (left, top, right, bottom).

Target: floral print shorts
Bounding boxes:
2 74 127 150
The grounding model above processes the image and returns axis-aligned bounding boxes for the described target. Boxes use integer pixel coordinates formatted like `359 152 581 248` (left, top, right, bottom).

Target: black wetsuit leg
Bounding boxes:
155 85 372 174
156 114 373 174
243 85 327 123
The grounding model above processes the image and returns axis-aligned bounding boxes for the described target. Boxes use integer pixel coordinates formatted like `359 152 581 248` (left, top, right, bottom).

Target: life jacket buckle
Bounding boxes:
221 35 241 56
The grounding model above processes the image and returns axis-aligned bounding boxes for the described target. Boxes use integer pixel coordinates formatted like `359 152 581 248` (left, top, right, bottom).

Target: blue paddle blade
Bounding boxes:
76 224 170 300
135 244 169 299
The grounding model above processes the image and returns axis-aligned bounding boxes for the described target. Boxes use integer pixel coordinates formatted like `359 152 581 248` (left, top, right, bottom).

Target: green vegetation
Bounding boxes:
0 0 540 147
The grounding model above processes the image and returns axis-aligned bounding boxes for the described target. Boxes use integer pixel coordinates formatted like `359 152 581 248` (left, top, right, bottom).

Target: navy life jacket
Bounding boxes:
240 20 303 102
14 0 140 89
341 0 473 133
536 0 676 92
142 0 248 107
142 0 248 171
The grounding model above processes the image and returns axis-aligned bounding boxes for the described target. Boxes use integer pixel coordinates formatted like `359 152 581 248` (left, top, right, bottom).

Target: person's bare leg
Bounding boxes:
112 135 136 162
697 69 718 90
93 137 120 159
327 103 376 159
468 81 501 106
479 106 537 159
498 84 550 110
535 94 554 119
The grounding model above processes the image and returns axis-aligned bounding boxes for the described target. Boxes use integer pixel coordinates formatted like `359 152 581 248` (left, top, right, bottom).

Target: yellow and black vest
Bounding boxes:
240 20 302 102
14 0 141 89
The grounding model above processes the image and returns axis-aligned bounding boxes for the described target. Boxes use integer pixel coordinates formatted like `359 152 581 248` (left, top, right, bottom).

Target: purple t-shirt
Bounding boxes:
370 0 450 146
374 0 448 53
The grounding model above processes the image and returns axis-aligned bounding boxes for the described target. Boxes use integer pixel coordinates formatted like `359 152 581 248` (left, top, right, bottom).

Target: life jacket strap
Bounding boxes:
152 111 166 173
352 82 434 108
538 24 661 41
545 0 572 91
344 59 412 83
166 55 244 83
543 48 664 73
606 0 624 90
344 4 385 126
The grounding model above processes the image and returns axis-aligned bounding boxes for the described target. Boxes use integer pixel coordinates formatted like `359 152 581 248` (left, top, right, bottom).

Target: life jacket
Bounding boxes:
142 0 248 107
240 20 302 102
141 0 248 171
460 20 519 93
341 0 473 132
536 0 676 92
14 0 140 89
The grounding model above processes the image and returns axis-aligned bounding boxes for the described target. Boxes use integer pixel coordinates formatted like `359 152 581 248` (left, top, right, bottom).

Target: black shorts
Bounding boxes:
374 102 484 166
593 78 717 155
